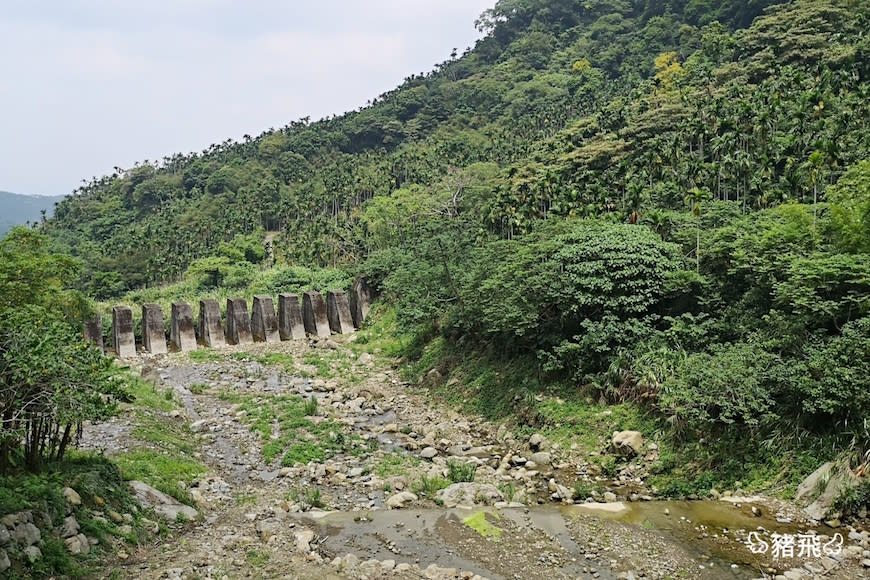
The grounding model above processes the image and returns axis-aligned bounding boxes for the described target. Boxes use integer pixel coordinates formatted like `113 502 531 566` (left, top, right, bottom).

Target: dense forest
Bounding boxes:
34 0 870 496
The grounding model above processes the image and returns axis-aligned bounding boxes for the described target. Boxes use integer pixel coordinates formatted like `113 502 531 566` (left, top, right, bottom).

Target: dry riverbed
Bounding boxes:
82 336 870 580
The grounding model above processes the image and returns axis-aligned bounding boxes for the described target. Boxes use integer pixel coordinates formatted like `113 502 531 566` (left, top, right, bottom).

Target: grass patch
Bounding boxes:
412 475 449 498
302 353 332 378
463 510 503 540
288 486 327 510
373 451 420 478
127 376 175 412
188 349 223 363
447 459 477 483
348 303 412 358
229 393 367 467
115 450 206 505
246 549 270 568
188 383 209 395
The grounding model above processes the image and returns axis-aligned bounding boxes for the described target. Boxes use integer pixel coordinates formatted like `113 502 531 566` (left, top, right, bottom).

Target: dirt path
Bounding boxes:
85 337 870 580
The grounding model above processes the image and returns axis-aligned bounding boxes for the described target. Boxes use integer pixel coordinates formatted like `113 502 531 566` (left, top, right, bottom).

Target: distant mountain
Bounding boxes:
0 191 66 236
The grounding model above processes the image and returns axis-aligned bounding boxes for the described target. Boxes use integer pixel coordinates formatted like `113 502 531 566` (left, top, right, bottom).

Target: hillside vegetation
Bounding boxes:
34 0 870 500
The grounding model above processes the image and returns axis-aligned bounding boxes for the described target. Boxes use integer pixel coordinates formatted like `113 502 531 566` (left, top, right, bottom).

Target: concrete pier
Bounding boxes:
199 299 226 348
302 291 330 338
142 304 168 354
112 306 136 359
349 277 374 329
170 302 198 351
327 290 355 334
83 314 104 352
251 295 280 342
278 293 305 340
226 298 253 345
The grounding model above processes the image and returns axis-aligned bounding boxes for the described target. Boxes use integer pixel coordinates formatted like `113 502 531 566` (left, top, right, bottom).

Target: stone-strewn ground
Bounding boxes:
81 336 870 580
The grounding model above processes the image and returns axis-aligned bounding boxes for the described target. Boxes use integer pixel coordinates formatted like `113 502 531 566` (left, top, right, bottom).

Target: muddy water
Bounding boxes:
297 502 783 580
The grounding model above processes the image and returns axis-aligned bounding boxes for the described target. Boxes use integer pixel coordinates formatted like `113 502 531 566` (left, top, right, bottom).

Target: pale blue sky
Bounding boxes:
0 1 494 195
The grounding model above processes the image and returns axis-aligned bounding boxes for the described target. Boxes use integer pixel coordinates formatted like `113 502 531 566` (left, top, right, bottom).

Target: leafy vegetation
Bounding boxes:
14 0 870 503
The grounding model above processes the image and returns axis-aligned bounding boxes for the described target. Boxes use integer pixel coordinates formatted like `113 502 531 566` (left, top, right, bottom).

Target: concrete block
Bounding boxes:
302 291 330 338
198 299 226 348
226 298 253 345
349 277 374 328
327 290 355 334
112 306 136 359
170 302 197 351
251 295 280 342
278 293 305 340
83 314 104 352
142 304 168 355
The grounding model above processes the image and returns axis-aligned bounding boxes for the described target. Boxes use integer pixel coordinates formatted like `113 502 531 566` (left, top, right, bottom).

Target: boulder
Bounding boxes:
129 481 198 522
385 491 418 509
295 529 315 553
420 447 439 460
612 431 643 456
795 461 835 505
436 483 503 508
13 523 41 547
62 487 82 506
64 534 90 555
804 468 861 521
59 515 80 538
529 451 551 466
529 433 547 451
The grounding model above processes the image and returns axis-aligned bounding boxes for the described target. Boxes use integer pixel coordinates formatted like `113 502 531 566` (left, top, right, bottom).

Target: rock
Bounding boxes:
529 433 546 451
107 510 124 524
256 520 280 541
0 549 8 573
60 515 80 538
386 491 418 509
64 534 90 555
14 522 41 546
436 483 503 508
420 447 439 460
63 487 82 506
612 431 643 456
603 491 618 503
129 481 198 522
348 467 365 478
795 462 835 505
189 419 209 433
804 468 860 521
23 545 42 562
295 529 315 553
529 451 551 466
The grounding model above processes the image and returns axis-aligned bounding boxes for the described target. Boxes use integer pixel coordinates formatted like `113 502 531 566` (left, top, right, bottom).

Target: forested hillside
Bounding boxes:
42 0 870 497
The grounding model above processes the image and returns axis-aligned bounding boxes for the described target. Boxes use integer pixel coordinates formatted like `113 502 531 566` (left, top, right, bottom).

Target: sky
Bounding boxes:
0 1 495 196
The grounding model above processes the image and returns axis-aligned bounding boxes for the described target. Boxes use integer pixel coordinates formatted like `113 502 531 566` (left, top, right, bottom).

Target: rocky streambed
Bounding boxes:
81 337 870 580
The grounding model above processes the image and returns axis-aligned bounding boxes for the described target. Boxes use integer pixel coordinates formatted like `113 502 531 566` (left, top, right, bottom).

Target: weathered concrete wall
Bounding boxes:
327 290 355 334
278 293 305 340
302 291 330 338
349 277 374 329
112 306 136 359
170 302 198 351
142 304 168 354
251 295 280 343
226 298 253 345
83 314 104 352
198 299 226 348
